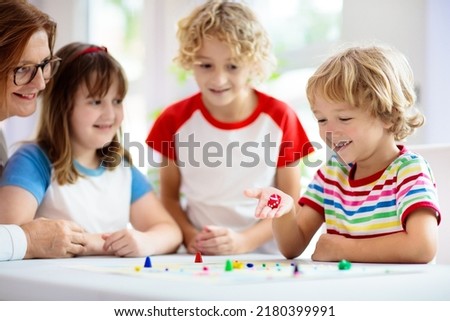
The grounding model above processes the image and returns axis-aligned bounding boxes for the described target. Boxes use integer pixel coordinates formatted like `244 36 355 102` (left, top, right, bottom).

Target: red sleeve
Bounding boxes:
277 106 315 166
145 94 200 161
258 92 314 167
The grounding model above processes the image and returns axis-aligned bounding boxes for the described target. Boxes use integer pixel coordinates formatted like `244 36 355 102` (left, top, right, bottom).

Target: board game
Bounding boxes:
69 254 422 285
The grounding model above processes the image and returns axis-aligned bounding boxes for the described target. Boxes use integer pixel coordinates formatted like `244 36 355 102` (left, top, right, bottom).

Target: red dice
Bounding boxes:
267 194 281 209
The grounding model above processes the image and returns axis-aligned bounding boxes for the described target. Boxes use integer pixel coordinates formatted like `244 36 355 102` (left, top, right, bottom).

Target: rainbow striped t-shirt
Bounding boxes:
299 146 441 238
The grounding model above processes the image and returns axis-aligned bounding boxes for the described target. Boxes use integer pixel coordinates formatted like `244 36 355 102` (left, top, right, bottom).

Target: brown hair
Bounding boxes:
306 45 424 141
0 0 56 110
37 42 131 185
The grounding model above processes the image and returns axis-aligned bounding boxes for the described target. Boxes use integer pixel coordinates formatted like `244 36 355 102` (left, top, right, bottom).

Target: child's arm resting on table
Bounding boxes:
247 186 438 263
312 209 438 263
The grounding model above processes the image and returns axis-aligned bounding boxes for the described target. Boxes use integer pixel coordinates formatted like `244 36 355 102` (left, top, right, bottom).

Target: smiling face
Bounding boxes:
192 37 255 119
312 95 397 170
4 30 50 119
70 77 124 166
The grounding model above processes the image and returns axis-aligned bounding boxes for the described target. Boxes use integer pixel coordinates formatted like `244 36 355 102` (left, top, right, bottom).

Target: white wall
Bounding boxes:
34 0 89 50
142 0 196 113
341 0 450 144
424 0 450 144
341 0 426 144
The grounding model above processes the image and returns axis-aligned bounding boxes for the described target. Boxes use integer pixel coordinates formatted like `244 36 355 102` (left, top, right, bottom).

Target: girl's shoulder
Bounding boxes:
10 143 50 164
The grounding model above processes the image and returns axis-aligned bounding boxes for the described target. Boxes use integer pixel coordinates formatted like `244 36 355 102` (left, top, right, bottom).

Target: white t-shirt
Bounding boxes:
1 144 152 234
147 90 313 253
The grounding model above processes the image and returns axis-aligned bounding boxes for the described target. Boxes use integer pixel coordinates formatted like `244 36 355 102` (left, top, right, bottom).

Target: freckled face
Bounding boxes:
5 30 50 118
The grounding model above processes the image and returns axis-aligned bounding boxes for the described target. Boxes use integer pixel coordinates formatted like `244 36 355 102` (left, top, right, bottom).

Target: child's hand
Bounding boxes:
185 234 201 254
244 187 294 219
80 233 114 256
312 234 348 262
193 225 246 255
102 229 142 257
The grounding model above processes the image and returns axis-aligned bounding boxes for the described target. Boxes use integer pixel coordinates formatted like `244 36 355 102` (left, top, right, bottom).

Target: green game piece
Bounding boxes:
225 259 233 271
338 259 352 270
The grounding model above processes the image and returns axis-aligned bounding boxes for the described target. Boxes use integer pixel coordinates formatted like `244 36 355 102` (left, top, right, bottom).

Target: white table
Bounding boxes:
1 254 450 300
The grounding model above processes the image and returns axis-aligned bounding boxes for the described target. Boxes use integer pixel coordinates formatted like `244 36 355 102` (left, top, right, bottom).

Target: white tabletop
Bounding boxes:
1 254 449 300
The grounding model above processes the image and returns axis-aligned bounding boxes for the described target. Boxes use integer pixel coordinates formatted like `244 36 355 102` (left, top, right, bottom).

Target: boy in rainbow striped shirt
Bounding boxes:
246 45 441 263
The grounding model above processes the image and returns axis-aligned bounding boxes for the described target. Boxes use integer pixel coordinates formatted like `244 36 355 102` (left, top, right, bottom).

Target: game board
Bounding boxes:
69 256 422 285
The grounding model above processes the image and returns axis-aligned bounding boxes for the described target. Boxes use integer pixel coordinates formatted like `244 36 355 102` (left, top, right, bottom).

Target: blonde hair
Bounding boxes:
175 0 276 83
306 45 424 141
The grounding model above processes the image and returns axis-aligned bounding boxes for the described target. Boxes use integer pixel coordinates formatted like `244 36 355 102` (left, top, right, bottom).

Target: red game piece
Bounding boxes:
194 251 203 263
267 194 281 209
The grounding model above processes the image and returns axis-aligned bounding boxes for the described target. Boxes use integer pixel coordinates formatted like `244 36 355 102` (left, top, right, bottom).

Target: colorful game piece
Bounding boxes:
267 194 281 209
194 251 203 263
338 259 352 270
144 256 152 268
293 264 300 276
75 258 416 286
225 259 233 272
232 260 244 269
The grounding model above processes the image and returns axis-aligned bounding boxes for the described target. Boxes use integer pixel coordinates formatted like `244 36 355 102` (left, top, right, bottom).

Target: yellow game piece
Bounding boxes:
134 265 142 272
232 260 244 269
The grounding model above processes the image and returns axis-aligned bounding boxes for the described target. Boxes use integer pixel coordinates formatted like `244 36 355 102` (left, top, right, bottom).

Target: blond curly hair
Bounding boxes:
175 0 276 84
306 45 424 141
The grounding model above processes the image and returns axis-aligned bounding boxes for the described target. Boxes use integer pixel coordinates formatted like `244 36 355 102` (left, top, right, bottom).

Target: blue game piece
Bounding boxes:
144 256 152 268
293 264 300 276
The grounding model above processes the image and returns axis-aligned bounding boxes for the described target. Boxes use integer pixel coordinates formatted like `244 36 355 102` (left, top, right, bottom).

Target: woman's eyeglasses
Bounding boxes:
13 57 62 86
